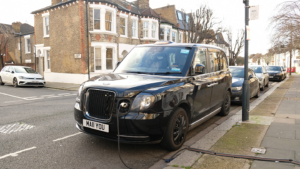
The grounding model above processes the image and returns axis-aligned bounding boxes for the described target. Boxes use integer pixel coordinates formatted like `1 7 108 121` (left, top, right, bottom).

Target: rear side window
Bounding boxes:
220 52 228 70
1 67 7 72
194 48 207 73
208 48 221 72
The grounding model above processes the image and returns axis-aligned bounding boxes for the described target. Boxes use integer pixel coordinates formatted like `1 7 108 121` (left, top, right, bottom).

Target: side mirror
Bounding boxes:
11 71 14 74
116 61 121 68
248 74 253 80
195 64 205 74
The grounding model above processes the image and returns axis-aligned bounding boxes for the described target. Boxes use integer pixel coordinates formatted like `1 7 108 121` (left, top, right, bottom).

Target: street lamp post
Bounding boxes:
242 0 250 121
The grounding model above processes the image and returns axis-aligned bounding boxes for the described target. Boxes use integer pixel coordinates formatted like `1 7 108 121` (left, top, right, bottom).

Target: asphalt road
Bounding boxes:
0 81 278 169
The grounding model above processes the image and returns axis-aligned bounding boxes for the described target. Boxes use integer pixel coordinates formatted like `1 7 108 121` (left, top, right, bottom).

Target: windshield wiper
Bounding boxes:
126 71 154 75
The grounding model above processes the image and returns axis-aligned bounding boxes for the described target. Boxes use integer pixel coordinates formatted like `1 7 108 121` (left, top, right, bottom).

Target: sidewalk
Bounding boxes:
165 75 300 169
44 82 80 91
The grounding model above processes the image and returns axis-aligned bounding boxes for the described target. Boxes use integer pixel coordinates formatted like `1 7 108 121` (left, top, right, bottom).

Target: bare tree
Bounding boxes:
0 25 11 69
269 0 300 74
182 5 223 44
226 29 245 66
249 53 263 65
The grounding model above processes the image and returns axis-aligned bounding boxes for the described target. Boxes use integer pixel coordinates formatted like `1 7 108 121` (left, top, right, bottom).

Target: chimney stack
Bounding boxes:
137 0 149 9
12 22 22 33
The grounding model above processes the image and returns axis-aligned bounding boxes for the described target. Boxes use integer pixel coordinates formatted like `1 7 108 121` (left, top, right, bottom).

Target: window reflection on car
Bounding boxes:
266 66 281 71
114 47 190 75
250 67 262 74
229 68 244 78
14 67 37 74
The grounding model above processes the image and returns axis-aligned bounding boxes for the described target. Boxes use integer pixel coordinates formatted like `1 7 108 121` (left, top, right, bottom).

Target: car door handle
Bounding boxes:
207 83 218 88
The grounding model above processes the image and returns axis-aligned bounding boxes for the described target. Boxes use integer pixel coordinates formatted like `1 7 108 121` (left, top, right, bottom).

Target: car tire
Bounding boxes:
160 107 188 151
13 78 18 88
0 76 4 85
260 80 265 91
254 87 260 98
218 91 231 116
266 80 269 87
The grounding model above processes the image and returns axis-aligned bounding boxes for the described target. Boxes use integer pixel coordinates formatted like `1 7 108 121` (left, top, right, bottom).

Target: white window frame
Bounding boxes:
119 13 128 38
91 42 117 73
42 13 50 38
160 24 172 41
152 22 156 38
93 8 101 30
143 21 149 38
24 35 31 54
172 31 177 42
18 43 20 50
131 16 138 39
179 32 183 43
90 4 117 35
46 50 51 71
141 18 159 40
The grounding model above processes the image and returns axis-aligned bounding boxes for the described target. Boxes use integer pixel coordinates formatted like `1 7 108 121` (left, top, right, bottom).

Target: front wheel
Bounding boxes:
0 76 4 85
218 91 231 116
260 80 265 91
160 107 188 151
266 80 269 87
13 78 18 88
254 86 260 98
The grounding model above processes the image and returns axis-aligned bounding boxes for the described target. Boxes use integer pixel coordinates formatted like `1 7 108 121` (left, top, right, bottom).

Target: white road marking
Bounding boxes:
0 147 36 160
53 132 82 142
0 92 76 101
0 123 35 134
0 92 24 100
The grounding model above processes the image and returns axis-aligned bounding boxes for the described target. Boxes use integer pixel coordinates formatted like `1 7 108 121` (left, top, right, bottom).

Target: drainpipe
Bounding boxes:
86 0 90 79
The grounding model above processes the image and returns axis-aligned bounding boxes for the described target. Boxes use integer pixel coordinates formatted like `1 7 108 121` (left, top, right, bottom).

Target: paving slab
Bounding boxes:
248 116 274 125
214 114 241 131
276 114 300 120
296 131 300 140
296 119 300 124
251 161 295 169
273 117 296 124
261 137 300 152
296 151 300 161
265 124 296 139
257 148 295 160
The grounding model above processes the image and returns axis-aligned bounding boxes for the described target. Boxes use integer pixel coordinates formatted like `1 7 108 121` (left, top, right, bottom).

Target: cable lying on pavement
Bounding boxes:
165 147 300 166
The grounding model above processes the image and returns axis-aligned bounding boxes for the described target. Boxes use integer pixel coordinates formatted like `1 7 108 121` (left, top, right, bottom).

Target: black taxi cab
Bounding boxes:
74 42 232 150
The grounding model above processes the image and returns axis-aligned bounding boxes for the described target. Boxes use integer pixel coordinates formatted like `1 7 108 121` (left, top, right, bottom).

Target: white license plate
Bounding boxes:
83 119 109 133
269 76 273 78
32 81 39 83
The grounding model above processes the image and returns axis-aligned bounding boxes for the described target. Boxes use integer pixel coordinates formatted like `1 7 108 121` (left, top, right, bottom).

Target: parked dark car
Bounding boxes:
266 66 285 81
249 66 269 91
229 66 260 103
74 42 232 150
281 66 287 79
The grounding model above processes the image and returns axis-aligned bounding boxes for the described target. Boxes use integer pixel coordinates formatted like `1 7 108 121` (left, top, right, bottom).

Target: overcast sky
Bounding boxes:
0 0 287 55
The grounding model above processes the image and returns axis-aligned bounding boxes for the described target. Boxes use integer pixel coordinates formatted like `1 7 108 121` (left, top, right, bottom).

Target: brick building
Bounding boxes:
31 0 163 84
0 22 35 69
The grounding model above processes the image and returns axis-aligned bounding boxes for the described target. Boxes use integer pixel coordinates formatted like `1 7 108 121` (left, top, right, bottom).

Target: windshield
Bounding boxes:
266 66 281 71
230 68 244 78
250 67 262 73
14 67 37 74
114 47 191 75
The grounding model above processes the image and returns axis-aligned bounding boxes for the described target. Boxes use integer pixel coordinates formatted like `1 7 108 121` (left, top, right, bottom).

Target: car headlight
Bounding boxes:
18 76 26 79
76 84 84 102
232 87 242 91
131 93 156 111
41 77 44 80
277 73 282 76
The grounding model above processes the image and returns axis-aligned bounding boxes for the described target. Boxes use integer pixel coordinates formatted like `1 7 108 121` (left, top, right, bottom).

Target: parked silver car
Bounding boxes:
0 66 45 87
249 66 269 91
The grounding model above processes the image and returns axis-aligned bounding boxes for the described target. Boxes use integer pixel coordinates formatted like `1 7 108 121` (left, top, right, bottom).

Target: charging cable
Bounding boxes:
117 107 134 169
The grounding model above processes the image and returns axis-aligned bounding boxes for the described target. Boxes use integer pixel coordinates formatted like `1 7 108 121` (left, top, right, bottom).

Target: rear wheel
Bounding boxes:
13 78 18 88
218 91 231 116
0 76 4 85
266 80 269 87
160 107 188 151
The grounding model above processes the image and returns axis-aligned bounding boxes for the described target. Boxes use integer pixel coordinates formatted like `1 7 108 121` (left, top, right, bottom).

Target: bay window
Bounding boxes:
105 11 112 31
94 9 100 30
152 22 156 38
95 48 102 70
172 32 176 42
143 21 148 38
167 28 170 41
106 48 113 70
160 28 164 40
